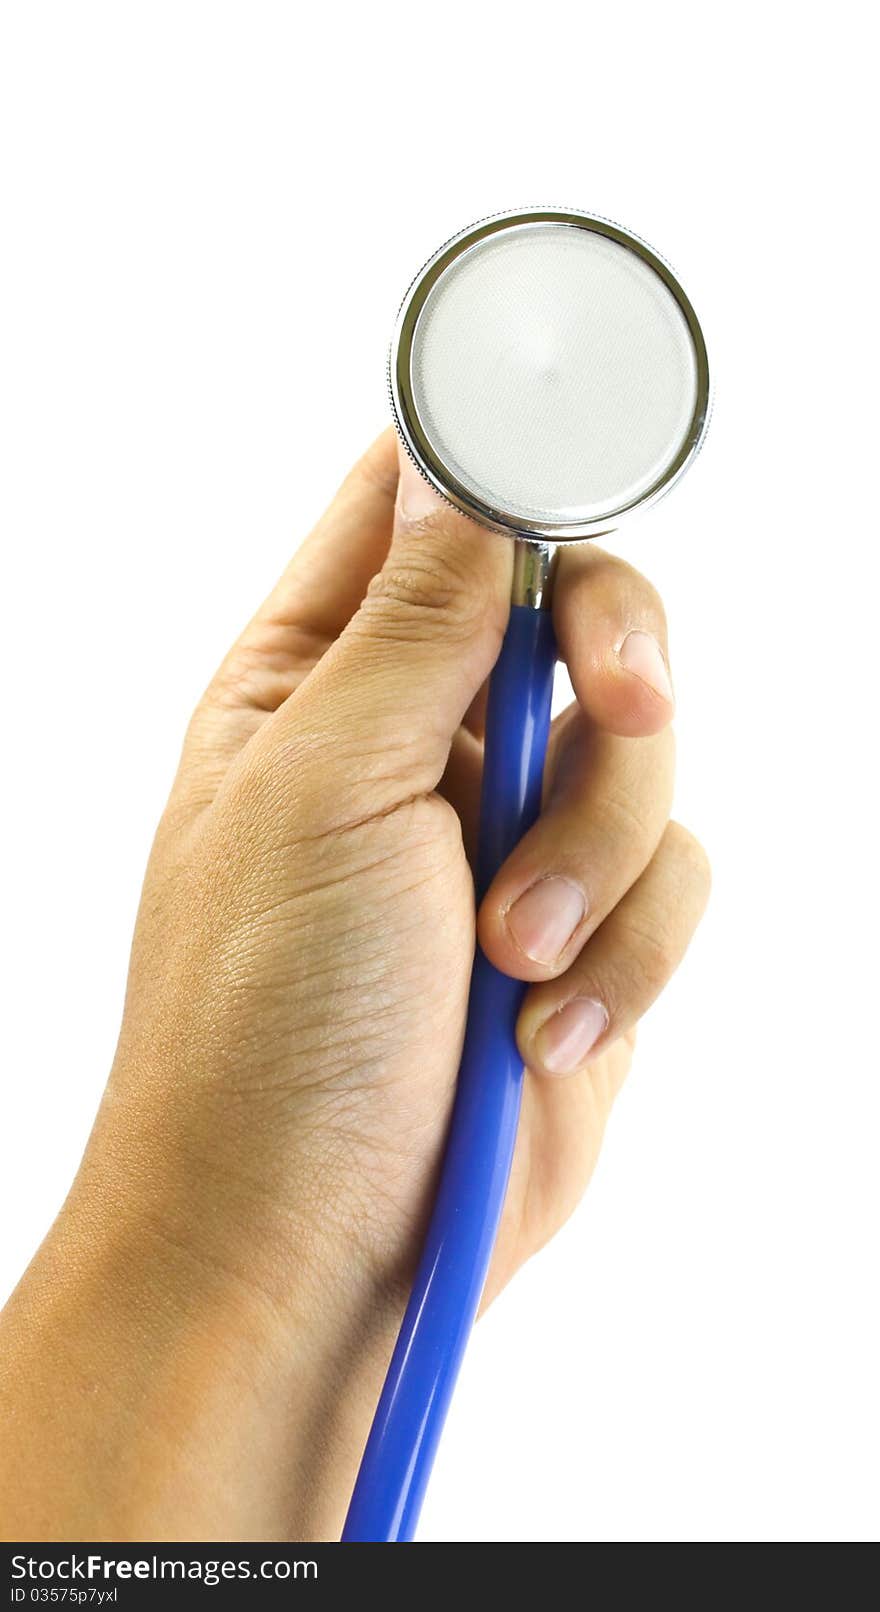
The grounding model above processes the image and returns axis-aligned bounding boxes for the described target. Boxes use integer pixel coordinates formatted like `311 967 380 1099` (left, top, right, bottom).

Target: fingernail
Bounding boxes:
397 450 444 520
506 876 586 964
617 630 674 703
534 997 608 1075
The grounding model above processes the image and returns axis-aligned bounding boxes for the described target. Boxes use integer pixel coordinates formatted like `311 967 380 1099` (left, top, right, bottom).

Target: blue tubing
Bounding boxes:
341 603 557 1542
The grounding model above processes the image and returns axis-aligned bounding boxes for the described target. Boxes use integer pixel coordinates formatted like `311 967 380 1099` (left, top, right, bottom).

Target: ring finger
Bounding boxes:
517 821 711 1077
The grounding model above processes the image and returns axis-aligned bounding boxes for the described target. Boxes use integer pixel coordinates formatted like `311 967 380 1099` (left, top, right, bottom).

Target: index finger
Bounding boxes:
553 545 674 736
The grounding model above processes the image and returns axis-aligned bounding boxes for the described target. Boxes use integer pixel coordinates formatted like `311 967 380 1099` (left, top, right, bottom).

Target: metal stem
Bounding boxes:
510 540 559 611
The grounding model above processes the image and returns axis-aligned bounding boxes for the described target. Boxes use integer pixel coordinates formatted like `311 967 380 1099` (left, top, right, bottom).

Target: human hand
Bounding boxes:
0 430 709 1541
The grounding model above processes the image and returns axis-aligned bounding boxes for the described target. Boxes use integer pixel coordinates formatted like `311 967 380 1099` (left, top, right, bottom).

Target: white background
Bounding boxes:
1 2 877 1544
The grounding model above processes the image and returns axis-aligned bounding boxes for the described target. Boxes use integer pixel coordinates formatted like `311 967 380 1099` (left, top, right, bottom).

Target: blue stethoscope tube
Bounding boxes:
342 586 557 1542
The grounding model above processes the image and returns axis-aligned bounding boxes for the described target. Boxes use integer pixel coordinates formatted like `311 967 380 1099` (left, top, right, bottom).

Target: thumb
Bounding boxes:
275 444 512 816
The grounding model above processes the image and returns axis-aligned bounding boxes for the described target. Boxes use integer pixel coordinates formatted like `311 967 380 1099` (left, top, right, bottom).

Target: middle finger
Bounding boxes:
477 711 675 981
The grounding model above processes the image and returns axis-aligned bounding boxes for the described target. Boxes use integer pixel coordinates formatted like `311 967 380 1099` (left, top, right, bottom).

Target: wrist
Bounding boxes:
0 1081 402 1541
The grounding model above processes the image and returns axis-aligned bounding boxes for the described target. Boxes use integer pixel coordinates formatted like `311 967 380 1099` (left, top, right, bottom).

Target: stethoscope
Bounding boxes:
341 208 711 1541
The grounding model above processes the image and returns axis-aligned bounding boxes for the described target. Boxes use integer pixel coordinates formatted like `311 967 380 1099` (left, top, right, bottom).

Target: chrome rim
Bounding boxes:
389 207 711 543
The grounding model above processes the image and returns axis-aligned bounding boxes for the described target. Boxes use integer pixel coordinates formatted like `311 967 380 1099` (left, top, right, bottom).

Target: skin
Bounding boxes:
0 429 710 1542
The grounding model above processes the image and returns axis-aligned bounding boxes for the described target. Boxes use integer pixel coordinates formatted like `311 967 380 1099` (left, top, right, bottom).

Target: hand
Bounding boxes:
0 431 709 1542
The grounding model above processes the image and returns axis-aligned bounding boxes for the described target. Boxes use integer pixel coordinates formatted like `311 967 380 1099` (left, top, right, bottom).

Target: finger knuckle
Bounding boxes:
590 552 668 632
362 531 491 642
665 821 712 905
599 743 672 849
366 561 461 621
206 651 288 716
627 914 677 996
621 559 667 632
